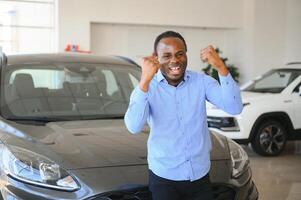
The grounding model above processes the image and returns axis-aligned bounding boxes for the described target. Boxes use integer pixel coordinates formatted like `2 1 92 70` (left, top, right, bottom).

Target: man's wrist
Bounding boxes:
139 80 150 92
218 67 229 76
216 63 229 76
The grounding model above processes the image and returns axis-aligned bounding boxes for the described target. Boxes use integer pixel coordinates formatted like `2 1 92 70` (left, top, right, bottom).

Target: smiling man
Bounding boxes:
124 31 243 200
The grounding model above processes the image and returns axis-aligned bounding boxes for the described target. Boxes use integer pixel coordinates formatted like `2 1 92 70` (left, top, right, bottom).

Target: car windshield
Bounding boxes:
0 62 140 122
243 69 301 93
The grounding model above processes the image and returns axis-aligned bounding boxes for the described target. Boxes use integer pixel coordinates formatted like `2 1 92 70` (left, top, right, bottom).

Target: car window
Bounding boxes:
243 70 301 93
1 62 140 120
129 73 139 87
102 70 119 96
9 69 65 89
293 81 301 94
255 72 290 88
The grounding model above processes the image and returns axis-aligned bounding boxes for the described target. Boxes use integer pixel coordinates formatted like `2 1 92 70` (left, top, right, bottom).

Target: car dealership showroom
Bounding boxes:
0 0 301 200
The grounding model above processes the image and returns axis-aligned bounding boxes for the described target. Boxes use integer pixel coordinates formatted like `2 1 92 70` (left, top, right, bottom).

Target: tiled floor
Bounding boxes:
242 141 301 200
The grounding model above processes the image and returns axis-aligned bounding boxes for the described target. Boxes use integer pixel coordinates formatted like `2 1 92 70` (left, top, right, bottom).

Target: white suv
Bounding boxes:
206 63 301 156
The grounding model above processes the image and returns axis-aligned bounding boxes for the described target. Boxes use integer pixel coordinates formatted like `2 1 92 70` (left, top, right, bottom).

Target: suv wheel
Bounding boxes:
251 120 287 156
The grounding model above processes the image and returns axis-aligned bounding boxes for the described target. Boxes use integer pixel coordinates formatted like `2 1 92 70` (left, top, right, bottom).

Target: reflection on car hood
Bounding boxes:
1 119 230 170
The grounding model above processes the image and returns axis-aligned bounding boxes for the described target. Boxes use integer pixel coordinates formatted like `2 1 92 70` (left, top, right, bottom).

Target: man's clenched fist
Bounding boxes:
139 55 160 92
200 45 229 76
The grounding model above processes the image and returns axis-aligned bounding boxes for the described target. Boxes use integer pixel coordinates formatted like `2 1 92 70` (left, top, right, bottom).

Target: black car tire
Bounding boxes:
251 120 287 156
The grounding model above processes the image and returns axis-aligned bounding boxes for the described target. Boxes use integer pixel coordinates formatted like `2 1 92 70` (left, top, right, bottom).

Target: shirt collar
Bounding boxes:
156 69 190 83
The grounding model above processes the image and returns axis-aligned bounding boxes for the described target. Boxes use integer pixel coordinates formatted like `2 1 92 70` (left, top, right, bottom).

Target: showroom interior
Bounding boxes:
0 0 300 200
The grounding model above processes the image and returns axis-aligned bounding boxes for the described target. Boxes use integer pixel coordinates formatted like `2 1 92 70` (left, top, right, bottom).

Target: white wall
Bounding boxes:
241 0 287 81
58 0 243 50
90 23 243 74
240 0 301 81
58 0 301 84
285 0 301 63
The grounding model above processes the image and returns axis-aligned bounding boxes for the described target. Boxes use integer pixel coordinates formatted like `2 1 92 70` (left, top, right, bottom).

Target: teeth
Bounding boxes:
171 67 180 70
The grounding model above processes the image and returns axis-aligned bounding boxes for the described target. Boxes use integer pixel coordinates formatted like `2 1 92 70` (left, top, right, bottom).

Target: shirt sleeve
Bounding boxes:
204 73 243 115
124 86 150 134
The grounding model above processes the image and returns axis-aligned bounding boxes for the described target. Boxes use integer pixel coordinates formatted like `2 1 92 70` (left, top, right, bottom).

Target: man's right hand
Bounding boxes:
139 55 160 92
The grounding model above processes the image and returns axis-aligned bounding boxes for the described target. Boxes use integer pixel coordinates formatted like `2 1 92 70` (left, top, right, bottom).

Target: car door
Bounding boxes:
291 77 301 129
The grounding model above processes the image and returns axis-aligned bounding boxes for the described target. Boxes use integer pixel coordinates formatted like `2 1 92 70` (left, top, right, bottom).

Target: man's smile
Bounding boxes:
168 65 182 75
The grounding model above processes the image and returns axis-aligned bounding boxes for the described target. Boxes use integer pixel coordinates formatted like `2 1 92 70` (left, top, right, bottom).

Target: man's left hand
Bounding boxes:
200 45 229 76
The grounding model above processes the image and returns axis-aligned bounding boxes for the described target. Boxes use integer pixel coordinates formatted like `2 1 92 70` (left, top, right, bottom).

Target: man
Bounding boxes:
124 31 242 200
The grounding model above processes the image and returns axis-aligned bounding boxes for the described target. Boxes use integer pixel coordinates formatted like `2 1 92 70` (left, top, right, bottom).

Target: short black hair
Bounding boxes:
153 30 187 55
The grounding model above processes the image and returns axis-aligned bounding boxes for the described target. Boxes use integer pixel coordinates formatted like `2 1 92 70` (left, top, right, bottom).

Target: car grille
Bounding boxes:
87 185 236 200
87 187 151 200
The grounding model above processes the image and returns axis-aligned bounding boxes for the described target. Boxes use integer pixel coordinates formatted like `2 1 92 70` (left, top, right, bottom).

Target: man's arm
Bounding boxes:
124 55 160 134
204 74 243 115
124 87 150 134
201 46 243 115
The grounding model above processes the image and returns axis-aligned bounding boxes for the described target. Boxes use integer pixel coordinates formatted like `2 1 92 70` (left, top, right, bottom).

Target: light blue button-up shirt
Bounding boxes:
124 69 242 181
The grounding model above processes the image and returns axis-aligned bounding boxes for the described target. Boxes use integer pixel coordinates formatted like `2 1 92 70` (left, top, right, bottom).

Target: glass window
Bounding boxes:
1 63 141 120
0 0 55 54
102 69 119 96
10 69 64 89
118 70 139 101
129 73 139 87
243 70 301 93
254 72 291 89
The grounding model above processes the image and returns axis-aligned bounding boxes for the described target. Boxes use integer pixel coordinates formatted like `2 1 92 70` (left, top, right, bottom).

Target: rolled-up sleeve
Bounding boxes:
124 86 150 134
204 73 243 115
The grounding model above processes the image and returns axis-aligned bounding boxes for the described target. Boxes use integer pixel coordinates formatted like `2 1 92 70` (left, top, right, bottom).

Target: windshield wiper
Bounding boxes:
5 117 73 124
5 115 124 125
81 115 124 120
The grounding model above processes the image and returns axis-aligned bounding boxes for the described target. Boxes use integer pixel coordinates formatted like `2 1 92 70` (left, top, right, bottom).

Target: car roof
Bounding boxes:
5 53 138 67
286 62 301 65
280 62 301 71
275 68 301 72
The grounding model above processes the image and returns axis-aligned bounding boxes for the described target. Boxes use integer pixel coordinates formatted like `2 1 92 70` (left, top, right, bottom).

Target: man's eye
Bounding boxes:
163 55 171 59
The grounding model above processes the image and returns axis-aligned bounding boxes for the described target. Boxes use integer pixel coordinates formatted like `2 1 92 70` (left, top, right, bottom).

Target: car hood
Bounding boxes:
206 91 279 116
241 91 276 102
0 119 230 170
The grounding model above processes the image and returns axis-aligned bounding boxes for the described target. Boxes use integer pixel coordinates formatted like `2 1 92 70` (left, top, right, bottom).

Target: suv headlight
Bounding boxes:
207 117 240 131
227 139 249 178
0 145 80 191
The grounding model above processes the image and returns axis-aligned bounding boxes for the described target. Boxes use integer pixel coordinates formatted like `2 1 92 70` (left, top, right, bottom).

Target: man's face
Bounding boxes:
156 37 187 86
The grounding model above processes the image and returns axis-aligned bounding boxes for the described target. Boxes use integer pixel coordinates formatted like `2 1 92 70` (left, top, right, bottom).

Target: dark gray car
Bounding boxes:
0 53 258 200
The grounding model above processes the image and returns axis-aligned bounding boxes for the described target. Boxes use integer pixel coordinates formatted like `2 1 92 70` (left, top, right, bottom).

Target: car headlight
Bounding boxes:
227 139 249 178
207 117 240 131
0 145 80 191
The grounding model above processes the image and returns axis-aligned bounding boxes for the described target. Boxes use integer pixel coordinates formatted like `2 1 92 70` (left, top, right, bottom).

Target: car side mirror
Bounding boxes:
294 85 301 96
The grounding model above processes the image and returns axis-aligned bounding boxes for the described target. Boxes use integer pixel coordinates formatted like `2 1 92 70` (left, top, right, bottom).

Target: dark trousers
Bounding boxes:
149 170 214 200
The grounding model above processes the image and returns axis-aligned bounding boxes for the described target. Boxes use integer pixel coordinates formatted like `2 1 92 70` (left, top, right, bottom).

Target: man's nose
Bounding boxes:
170 55 180 63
